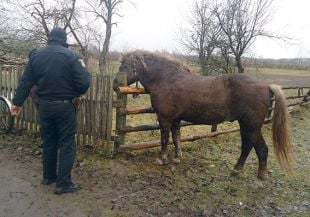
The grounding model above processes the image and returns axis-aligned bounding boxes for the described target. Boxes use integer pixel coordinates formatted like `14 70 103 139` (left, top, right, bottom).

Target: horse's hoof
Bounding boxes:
258 173 268 181
230 169 241 177
155 158 164 165
172 158 181 164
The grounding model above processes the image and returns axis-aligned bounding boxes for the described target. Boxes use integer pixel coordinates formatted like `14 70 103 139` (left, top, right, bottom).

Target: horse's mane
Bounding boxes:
129 50 194 76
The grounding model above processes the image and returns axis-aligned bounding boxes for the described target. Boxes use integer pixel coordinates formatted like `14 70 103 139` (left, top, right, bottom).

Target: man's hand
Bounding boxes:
71 97 81 112
11 105 22 116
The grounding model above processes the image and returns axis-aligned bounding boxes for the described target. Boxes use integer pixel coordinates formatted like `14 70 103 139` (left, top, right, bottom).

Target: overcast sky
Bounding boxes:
110 0 310 59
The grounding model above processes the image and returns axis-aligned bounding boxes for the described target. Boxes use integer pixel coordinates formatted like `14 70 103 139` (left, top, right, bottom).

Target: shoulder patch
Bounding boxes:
79 59 86 67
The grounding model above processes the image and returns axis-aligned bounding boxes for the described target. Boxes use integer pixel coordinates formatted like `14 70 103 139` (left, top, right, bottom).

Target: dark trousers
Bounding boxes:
39 100 77 188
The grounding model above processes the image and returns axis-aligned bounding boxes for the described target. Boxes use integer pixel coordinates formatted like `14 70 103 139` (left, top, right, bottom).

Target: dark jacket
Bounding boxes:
13 28 91 107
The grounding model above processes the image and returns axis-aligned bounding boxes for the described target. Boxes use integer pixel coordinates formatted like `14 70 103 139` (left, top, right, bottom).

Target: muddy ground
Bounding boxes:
0 73 309 217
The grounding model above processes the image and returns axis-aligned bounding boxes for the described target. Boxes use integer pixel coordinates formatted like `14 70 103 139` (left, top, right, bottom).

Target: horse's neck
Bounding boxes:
139 75 157 93
139 69 193 93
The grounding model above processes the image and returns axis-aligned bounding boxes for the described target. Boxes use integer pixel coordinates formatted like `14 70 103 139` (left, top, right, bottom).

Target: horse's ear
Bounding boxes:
136 55 148 71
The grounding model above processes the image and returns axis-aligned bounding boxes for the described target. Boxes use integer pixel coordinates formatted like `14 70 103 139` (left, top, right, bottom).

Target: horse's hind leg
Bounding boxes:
171 120 182 164
235 121 268 179
233 122 254 174
252 130 268 180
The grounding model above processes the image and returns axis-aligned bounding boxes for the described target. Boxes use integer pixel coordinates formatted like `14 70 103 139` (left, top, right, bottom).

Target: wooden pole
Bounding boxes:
114 74 128 151
282 86 310 90
120 121 199 133
117 86 147 94
120 107 154 115
118 128 240 152
0 65 2 96
286 94 308 100
288 101 309 107
103 75 114 157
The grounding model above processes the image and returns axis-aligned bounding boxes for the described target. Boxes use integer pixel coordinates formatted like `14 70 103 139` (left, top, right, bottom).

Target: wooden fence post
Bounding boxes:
103 75 114 157
114 73 127 151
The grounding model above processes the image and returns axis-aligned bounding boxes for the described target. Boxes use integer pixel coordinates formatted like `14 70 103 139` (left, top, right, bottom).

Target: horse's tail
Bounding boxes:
269 84 292 166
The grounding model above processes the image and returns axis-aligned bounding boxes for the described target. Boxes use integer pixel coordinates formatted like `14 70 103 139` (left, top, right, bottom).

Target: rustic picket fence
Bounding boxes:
113 74 310 152
0 64 114 154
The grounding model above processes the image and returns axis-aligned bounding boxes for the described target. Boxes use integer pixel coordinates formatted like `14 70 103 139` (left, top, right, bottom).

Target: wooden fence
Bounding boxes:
1 64 309 155
113 74 310 152
0 64 114 155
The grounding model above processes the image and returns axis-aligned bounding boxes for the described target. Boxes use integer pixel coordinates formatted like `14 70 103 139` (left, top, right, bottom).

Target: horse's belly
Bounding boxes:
181 107 231 124
182 117 224 125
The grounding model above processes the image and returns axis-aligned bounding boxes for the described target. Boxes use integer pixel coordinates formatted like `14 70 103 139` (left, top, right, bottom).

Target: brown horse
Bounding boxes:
113 50 292 180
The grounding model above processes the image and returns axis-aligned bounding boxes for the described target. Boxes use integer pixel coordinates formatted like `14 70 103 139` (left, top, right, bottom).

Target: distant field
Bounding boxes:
245 67 310 87
246 67 310 77
88 56 310 78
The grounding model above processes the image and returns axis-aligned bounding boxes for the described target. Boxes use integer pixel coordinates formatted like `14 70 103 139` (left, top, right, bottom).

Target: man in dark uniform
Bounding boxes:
11 27 90 194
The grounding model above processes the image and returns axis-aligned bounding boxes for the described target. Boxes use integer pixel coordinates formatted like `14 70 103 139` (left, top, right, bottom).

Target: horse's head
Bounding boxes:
113 51 147 91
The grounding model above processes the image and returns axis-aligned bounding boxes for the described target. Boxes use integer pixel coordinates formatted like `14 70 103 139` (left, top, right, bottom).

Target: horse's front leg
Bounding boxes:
171 120 182 164
156 120 171 165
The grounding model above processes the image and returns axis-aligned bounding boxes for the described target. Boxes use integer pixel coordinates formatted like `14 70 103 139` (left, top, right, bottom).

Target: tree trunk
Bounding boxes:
99 51 108 74
235 57 244 73
199 58 208 75
99 11 112 75
199 52 212 76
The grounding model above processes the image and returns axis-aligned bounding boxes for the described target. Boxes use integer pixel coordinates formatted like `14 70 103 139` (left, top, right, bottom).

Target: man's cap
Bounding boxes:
48 27 68 47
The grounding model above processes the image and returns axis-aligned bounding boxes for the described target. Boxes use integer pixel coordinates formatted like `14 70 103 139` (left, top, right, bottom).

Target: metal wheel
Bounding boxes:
0 96 14 134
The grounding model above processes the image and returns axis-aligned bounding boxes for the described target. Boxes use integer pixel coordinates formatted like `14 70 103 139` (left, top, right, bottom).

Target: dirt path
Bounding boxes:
0 147 88 217
0 132 150 217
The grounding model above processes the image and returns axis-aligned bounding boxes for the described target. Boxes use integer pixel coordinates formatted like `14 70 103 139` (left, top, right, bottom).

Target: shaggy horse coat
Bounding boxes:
113 50 292 179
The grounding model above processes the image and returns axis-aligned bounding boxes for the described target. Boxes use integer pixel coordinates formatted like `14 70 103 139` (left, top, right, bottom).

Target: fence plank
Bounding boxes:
0 65 2 95
118 128 240 152
106 75 113 142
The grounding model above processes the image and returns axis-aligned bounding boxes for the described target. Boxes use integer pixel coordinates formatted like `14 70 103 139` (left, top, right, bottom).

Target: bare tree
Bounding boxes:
3 0 96 64
213 41 237 74
86 0 123 74
0 1 26 57
8 0 77 42
2 0 127 72
214 0 274 73
179 0 221 75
